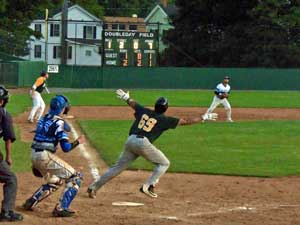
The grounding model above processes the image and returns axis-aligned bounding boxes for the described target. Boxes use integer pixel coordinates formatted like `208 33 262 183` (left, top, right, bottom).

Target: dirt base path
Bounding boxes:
67 106 300 121
8 107 300 225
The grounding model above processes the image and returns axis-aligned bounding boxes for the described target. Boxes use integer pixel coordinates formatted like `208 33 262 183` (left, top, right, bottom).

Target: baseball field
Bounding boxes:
3 89 300 225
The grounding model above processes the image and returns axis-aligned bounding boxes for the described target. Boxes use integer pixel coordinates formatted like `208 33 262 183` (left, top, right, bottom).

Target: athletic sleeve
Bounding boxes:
33 77 44 89
133 103 146 118
55 120 69 141
1 110 16 142
163 116 180 130
134 103 144 112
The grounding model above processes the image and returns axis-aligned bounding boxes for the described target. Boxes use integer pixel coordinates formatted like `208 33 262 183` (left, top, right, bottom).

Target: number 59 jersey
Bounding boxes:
129 104 179 143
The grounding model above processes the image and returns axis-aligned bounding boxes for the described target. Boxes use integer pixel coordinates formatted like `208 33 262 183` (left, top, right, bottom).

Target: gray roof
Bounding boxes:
162 4 178 17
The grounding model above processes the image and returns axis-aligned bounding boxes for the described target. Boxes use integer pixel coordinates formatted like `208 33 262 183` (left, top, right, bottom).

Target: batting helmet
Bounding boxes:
49 95 70 116
0 86 9 107
154 97 168 114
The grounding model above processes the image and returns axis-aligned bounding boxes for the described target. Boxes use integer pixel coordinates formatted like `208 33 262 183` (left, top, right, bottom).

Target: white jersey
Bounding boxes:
215 83 230 95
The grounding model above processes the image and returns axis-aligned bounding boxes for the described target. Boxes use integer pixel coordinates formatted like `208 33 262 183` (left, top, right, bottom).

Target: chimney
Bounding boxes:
160 0 167 7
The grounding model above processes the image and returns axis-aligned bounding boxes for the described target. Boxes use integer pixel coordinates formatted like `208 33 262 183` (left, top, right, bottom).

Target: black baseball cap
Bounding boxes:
40 70 48 76
224 76 230 80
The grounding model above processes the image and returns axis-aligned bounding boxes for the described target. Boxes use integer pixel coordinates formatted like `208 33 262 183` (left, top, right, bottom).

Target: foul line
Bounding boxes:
68 121 100 181
187 204 300 217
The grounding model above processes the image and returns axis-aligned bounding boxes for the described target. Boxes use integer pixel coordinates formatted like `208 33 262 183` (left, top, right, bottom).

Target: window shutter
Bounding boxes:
50 24 54 37
93 27 97 39
53 46 56 59
83 26 86 39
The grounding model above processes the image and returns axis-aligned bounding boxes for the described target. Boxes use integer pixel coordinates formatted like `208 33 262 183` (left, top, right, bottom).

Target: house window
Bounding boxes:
112 24 118 30
129 25 137 31
53 46 61 59
85 50 92 56
119 24 126 30
103 23 108 30
83 26 97 39
34 45 41 58
68 46 72 59
50 24 60 37
35 24 42 33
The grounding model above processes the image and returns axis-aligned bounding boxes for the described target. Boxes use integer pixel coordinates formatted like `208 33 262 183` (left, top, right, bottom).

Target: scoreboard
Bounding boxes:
104 31 157 67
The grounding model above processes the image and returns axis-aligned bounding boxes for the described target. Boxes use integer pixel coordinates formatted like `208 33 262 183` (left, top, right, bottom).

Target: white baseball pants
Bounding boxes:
205 96 232 121
28 92 45 122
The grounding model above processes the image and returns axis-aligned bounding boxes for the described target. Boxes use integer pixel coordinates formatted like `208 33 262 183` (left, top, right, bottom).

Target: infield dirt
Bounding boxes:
9 106 300 225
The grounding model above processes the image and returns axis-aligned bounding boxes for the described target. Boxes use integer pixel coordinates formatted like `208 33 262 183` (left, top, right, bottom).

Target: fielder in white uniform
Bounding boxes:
28 71 50 123
202 76 233 122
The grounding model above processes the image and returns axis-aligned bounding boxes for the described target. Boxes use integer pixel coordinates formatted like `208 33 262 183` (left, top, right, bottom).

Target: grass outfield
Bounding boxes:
0 128 31 172
6 89 300 116
79 120 300 177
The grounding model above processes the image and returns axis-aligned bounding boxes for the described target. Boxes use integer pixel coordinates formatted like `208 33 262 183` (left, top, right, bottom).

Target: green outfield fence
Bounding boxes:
1 61 300 90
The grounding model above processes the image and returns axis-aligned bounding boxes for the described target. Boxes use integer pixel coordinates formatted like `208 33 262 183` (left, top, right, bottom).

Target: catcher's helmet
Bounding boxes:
49 95 70 115
154 97 168 114
0 86 9 107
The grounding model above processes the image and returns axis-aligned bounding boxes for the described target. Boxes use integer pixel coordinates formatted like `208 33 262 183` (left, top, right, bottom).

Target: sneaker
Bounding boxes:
27 119 34 123
227 119 234 122
52 205 75 217
87 188 96 199
0 210 23 222
23 198 36 211
140 184 158 198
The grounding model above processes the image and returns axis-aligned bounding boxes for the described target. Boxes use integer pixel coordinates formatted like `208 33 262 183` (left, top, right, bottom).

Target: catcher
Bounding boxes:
87 89 217 198
202 76 233 122
23 95 85 217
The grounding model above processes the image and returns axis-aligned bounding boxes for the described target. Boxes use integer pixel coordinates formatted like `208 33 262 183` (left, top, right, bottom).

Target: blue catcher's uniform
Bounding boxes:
23 95 82 217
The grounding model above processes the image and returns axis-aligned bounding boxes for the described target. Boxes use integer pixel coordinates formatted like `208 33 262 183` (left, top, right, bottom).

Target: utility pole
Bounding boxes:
61 0 69 65
45 9 49 63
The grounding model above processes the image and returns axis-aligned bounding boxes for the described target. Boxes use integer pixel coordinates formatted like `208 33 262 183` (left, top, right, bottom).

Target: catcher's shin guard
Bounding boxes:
23 181 63 210
58 174 82 210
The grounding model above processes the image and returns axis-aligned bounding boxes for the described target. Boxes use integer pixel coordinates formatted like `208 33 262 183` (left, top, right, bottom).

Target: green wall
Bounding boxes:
1 62 300 90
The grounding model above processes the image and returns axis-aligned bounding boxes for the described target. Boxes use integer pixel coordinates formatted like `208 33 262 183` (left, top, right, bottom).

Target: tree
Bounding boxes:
71 0 104 18
162 0 300 67
241 0 300 67
0 0 63 56
101 0 157 17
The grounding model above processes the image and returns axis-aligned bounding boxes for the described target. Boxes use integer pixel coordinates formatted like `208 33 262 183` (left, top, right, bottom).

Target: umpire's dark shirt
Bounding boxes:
0 107 16 158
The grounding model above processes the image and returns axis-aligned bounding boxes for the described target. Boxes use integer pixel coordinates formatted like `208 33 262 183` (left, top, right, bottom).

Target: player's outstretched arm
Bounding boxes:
178 113 218 126
178 117 202 126
116 89 137 109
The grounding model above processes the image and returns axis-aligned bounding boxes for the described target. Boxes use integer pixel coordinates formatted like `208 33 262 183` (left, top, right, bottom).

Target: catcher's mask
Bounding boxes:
154 97 168 114
0 86 9 107
49 95 70 116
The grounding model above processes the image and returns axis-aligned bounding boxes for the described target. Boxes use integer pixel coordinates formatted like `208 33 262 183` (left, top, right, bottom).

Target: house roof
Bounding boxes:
66 38 101 45
104 16 144 24
162 4 178 17
52 4 101 21
145 5 168 23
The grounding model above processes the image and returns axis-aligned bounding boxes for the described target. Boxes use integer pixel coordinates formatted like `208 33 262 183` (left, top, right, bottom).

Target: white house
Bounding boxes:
24 4 103 66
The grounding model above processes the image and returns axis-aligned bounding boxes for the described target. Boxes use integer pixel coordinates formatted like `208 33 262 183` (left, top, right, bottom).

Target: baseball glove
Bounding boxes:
218 93 229 99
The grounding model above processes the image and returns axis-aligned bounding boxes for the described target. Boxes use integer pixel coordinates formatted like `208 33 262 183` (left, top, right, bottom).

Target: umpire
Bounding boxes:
0 86 23 221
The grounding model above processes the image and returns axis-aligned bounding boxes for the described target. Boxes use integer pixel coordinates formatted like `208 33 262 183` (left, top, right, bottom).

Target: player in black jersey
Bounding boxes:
87 89 217 198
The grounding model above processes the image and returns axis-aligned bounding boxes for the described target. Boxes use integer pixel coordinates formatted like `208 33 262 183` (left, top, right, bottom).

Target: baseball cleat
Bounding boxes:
227 119 234 122
22 198 36 211
87 188 96 199
0 210 23 222
27 119 34 123
140 184 158 198
52 205 75 217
